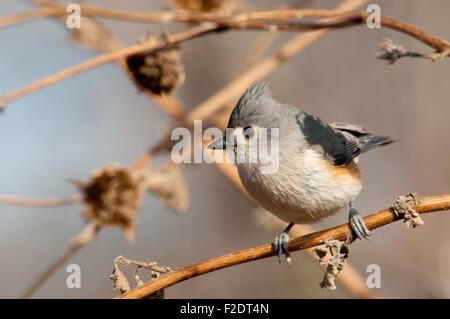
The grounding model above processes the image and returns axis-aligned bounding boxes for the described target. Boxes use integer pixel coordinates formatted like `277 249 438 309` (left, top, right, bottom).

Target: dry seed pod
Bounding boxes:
126 46 185 95
80 163 147 241
70 17 121 52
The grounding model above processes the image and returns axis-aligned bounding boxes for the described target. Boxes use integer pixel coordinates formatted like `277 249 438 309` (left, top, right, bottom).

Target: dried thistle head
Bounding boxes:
168 0 236 13
126 42 185 95
78 163 147 241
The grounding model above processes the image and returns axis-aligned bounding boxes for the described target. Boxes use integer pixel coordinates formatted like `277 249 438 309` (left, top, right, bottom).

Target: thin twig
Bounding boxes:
0 195 81 207
23 223 100 298
2 6 449 110
130 1 378 299
117 194 450 299
25 0 185 118
0 7 62 30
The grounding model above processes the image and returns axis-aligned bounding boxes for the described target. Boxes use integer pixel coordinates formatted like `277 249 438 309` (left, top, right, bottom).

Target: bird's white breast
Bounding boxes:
237 149 363 224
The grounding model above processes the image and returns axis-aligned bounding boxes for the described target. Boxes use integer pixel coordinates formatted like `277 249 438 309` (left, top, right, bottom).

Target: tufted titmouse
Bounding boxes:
208 82 395 263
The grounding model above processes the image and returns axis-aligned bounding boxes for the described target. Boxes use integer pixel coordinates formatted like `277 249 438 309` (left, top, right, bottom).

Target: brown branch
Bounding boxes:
133 0 370 169
0 5 363 29
117 194 450 299
2 4 449 110
206 126 380 298
6 1 450 54
376 38 450 70
0 7 62 30
64 7 358 24
0 194 81 207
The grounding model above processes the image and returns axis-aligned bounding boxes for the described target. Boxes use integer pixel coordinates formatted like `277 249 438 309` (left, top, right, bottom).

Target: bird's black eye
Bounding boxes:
243 126 254 139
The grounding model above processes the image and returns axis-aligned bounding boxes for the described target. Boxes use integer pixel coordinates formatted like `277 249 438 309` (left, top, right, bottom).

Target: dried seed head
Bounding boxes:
80 163 146 241
126 45 185 95
315 237 350 290
110 267 131 294
168 0 236 13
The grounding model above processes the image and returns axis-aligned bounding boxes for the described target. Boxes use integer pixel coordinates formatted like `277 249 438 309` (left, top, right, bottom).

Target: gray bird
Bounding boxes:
208 82 395 263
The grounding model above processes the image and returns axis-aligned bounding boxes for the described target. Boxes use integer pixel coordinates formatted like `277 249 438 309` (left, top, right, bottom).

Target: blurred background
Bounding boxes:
0 0 449 298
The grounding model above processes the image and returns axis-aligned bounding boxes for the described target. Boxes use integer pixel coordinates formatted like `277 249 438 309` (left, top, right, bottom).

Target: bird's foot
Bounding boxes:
273 232 291 265
348 207 371 240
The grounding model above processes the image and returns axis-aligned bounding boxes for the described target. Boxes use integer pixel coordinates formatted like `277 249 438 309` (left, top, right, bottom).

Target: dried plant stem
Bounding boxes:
6 2 450 53
118 194 450 299
0 195 81 207
8 0 372 298
130 0 376 298
2 2 449 110
22 223 100 298
292 224 382 299
185 28 332 122
0 24 216 110
0 7 62 30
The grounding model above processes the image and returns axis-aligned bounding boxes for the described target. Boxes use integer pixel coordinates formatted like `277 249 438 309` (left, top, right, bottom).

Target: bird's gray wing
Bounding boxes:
296 113 361 166
328 122 371 137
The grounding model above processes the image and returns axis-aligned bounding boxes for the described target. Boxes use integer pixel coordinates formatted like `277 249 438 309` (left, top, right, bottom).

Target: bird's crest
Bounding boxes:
236 82 271 110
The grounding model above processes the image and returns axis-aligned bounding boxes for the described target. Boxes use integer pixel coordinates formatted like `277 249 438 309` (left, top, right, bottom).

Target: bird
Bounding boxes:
207 82 395 263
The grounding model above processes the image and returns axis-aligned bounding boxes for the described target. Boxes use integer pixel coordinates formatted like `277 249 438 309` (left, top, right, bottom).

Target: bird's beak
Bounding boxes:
207 137 232 150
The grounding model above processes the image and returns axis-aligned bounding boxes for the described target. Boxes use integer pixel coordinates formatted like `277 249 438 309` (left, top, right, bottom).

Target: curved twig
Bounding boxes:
117 194 450 299
1 8 449 110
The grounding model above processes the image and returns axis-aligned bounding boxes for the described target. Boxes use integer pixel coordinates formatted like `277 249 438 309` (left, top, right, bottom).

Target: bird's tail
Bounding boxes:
359 135 396 153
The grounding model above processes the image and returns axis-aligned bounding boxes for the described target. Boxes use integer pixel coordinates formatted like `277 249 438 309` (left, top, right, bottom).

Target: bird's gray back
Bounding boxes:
228 82 363 166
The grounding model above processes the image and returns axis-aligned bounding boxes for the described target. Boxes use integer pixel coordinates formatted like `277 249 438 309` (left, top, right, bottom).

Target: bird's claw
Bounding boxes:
349 207 371 240
273 232 291 265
